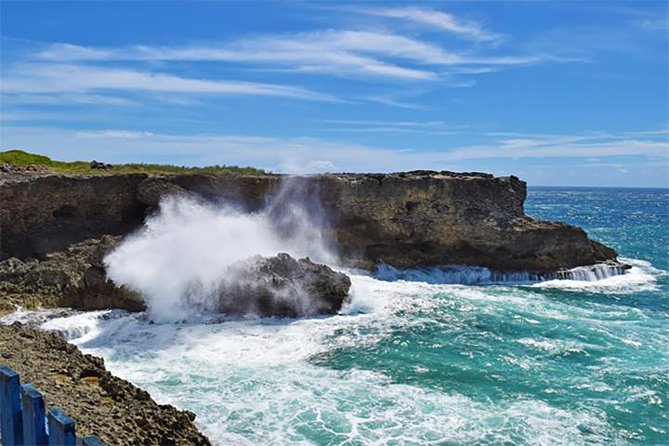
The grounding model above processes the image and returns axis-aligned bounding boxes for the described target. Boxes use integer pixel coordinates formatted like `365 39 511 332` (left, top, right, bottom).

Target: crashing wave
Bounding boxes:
374 262 629 285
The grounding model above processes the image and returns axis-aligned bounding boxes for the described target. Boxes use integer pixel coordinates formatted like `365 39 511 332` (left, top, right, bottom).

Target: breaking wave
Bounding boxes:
104 178 337 322
375 261 633 286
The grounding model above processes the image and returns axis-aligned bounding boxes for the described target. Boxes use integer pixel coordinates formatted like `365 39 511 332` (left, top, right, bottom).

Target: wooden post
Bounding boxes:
21 383 48 445
78 436 105 446
0 365 23 445
47 406 76 446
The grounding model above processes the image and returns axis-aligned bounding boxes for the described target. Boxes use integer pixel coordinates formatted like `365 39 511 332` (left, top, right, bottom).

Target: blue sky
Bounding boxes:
1 1 667 187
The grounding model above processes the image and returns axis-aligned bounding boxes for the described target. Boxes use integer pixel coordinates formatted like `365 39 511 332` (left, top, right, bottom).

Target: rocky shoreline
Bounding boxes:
0 169 625 315
0 168 625 444
0 322 211 445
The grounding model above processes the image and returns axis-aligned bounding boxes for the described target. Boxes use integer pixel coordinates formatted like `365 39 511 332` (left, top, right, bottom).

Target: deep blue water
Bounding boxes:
527 187 669 271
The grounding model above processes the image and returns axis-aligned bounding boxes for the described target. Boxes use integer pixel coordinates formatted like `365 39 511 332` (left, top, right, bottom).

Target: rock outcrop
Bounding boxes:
0 174 147 260
0 170 620 274
0 322 211 445
216 253 351 317
0 236 144 315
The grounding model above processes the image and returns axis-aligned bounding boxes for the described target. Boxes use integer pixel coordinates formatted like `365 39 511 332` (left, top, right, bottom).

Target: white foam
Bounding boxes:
2 257 662 445
105 179 337 323
46 304 621 446
532 259 660 293
375 261 632 286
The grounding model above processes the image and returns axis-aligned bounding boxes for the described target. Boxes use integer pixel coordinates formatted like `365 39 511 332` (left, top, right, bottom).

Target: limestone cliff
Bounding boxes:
0 171 618 275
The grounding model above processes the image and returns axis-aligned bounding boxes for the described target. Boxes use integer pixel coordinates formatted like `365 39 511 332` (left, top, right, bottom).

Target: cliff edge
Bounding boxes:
0 170 618 275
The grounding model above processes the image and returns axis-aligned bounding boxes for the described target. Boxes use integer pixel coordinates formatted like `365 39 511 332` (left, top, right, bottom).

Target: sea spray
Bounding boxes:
104 177 337 322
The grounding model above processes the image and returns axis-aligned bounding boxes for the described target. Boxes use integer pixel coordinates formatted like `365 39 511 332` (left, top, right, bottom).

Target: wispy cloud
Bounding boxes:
1 64 336 100
34 29 558 82
321 119 461 135
75 130 156 139
639 17 669 32
1 92 137 106
322 119 451 128
443 133 669 161
355 6 505 42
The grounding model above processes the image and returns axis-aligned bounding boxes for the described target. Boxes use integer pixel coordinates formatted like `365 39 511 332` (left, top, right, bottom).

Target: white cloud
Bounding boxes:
321 119 460 135
1 126 666 175
356 6 505 42
321 119 450 128
33 30 558 82
75 130 156 139
1 93 136 106
1 64 336 101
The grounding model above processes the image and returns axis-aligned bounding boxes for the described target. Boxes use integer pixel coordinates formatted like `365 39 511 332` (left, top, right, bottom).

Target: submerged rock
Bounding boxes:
216 253 351 317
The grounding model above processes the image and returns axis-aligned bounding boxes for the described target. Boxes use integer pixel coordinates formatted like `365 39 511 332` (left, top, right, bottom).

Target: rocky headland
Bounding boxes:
0 169 623 314
1 170 618 270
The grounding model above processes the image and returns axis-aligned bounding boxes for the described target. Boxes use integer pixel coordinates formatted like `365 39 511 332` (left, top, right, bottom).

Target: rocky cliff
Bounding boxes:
0 171 618 275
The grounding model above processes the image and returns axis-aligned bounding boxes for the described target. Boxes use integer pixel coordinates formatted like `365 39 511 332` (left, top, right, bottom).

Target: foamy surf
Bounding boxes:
3 260 667 445
531 258 662 293
374 261 634 286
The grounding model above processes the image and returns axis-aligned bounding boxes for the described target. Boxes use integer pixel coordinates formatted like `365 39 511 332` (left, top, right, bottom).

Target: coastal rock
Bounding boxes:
0 173 148 260
0 322 211 445
0 236 144 314
216 253 351 317
0 171 620 274
136 177 191 208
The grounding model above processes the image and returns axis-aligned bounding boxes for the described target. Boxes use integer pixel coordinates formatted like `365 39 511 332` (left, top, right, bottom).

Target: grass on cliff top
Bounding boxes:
0 150 266 175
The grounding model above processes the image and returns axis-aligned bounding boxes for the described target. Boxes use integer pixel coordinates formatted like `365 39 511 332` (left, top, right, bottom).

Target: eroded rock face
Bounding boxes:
313 172 617 272
216 253 351 317
0 174 147 260
0 236 144 314
0 322 211 445
0 170 620 274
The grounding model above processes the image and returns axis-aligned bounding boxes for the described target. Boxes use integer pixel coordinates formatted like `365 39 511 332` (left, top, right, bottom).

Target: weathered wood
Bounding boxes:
47 406 76 446
21 383 48 446
0 365 23 445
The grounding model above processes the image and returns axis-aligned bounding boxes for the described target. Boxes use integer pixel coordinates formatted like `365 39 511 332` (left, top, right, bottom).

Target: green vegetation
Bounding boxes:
0 150 266 175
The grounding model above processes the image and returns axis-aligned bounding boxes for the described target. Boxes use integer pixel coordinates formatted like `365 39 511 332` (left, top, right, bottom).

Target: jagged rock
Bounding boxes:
0 236 144 314
216 253 351 317
0 322 211 445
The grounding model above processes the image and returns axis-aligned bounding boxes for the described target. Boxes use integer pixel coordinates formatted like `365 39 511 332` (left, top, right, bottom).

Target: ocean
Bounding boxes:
5 187 668 445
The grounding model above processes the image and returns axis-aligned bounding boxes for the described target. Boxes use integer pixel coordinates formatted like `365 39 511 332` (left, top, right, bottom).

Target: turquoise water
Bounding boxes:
6 187 668 445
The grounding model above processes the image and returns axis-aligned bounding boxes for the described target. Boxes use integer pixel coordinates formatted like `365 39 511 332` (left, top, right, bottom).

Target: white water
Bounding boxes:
3 260 661 445
105 178 335 322
375 262 631 286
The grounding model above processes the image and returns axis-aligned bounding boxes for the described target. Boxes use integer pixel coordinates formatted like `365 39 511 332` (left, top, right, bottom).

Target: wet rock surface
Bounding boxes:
0 236 144 315
0 322 211 445
216 253 351 317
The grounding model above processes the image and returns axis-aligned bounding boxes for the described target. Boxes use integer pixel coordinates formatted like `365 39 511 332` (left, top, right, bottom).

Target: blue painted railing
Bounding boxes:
0 365 105 445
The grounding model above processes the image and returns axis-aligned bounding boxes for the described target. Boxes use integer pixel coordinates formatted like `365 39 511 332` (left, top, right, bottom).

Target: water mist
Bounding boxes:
104 177 337 322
